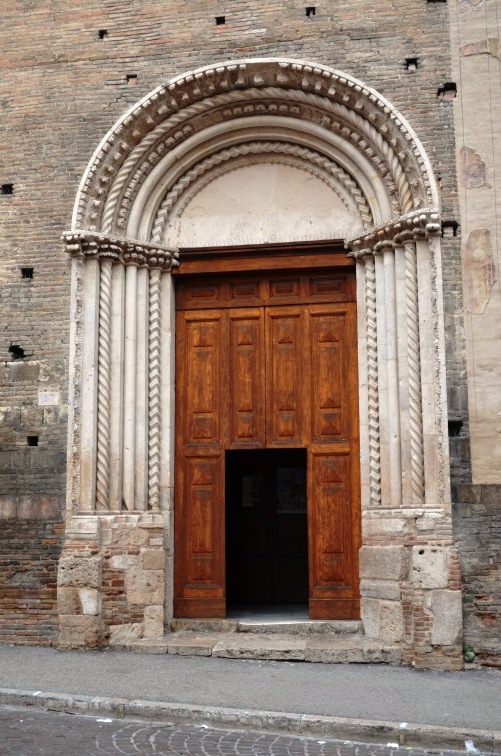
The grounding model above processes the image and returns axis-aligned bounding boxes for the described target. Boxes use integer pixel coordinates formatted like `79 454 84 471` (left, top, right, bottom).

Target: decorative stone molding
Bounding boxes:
63 231 179 270
346 209 441 257
151 142 373 243
72 59 439 239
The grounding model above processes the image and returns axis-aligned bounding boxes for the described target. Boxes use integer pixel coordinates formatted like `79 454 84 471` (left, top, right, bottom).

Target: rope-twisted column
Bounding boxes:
96 260 113 510
148 268 162 511
364 255 382 506
405 240 425 505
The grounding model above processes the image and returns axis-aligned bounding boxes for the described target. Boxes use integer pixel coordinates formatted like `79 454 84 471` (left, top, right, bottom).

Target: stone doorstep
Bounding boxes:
110 632 402 664
169 619 364 636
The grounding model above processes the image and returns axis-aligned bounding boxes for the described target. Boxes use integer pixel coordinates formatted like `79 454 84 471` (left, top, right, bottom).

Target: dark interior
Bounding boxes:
225 448 309 606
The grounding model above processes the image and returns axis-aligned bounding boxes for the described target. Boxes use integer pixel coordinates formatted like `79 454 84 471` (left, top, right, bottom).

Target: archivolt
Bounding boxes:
72 58 439 242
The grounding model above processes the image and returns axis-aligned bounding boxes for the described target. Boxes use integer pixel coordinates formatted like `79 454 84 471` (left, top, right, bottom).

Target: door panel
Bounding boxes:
228 310 265 447
265 308 309 446
174 311 226 618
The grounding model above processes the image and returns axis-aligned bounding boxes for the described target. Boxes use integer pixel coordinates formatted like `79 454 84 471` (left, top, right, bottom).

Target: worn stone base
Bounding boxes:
57 514 167 650
110 630 403 665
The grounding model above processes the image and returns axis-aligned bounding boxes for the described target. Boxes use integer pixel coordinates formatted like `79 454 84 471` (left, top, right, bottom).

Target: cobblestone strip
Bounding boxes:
0 708 485 756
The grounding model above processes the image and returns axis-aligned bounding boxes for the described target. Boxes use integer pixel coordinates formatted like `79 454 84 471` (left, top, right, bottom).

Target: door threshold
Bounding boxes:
226 604 309 623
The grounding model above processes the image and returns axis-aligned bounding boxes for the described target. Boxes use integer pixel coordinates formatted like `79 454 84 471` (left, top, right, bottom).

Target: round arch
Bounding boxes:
72 58 439 243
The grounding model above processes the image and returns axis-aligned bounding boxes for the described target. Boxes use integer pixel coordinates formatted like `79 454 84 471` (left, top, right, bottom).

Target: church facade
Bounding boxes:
0 0 499 669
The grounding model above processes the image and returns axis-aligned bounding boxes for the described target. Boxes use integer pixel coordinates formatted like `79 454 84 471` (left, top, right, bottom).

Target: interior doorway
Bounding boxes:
226 448 308 608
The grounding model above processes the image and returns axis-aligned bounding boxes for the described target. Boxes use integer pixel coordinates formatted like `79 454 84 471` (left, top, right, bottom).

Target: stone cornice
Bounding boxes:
62 231 179 270
345 209 441 257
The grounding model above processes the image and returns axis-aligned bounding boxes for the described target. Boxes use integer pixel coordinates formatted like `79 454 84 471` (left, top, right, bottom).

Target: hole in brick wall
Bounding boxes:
8 343 25 360
418 549 424 555
305 6 316 16
215 15 226 25
427 0 446 3
1 184 13 195
405 58 419 71
98 29 108 39
442 220 459 237
21 268 34 279
437 82 457 100
448 420 463 437
126 74 138 86
27 436 39 447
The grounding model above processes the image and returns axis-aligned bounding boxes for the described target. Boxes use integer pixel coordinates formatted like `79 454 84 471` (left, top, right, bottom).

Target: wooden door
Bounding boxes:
174 268 360 619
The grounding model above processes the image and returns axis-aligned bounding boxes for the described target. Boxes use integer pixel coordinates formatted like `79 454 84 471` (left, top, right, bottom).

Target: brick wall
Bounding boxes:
0 512 64 645
453 484 501 665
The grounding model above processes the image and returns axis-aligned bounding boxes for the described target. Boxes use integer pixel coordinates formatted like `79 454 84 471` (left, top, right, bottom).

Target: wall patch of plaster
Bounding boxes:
460 38 500 59
459 147 487 189
463 228 495 314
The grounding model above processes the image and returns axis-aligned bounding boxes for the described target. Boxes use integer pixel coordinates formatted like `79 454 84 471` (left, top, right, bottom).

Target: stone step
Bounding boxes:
169 619 364 635
110 631 402 665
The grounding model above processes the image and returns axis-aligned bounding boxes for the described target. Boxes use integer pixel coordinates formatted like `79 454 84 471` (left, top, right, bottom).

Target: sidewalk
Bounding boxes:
0 645 500 752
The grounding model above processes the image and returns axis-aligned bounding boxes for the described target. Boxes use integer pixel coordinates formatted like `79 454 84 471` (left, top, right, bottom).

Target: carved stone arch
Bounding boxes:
60 58 463 669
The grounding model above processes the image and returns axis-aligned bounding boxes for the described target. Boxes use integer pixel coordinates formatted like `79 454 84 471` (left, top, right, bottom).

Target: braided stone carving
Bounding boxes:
69 258 84 512
78 59 436 232
404 241 425 505
364 255 382 506
97 87 417 235
151 141 372 243
148 268 162 512
96 260 112 511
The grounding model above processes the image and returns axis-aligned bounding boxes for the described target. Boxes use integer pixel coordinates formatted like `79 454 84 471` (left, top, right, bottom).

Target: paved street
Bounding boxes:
0 707 484 756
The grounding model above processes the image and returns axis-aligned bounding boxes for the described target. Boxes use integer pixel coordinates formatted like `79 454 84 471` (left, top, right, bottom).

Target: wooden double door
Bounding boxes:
174 264 360 619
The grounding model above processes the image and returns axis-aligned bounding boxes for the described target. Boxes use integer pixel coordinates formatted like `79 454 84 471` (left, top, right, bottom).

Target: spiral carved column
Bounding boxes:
405 240 425 505
364 255 382 506
148 268 162 512
96 260 113 510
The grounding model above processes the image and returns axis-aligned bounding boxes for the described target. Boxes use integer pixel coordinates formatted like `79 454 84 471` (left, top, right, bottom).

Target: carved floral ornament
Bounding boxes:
69 58 440 246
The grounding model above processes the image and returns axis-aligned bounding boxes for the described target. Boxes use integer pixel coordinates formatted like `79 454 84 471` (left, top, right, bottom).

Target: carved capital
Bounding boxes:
62 230 179 270
346 208 441 257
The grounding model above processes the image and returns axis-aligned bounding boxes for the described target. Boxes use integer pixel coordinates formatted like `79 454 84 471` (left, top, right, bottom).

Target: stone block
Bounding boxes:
412 546 448 589
481 485 501 511
426 590 463 646
361 599 405 643
112 526 149 547
17 495 61 520
78 588 100 615
125 569 164 606
57 555 101 588
57 586 81 615
359 545 409 581
360 578 401 601
140 548 165 570
0 496 17 521
363 518 407 537
143 605 164 638
58 615 102 650
109 554 138 569
109 623 144 644
66 516 100 539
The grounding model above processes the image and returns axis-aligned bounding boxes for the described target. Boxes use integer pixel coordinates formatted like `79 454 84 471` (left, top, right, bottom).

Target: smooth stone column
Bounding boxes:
80 258 100 512
123 263 138 511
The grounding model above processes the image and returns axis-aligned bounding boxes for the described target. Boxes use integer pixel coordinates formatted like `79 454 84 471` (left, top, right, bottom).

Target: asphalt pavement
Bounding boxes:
0 645 500 752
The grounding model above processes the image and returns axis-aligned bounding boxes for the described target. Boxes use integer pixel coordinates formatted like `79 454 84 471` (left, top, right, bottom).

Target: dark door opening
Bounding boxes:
226 449 308 607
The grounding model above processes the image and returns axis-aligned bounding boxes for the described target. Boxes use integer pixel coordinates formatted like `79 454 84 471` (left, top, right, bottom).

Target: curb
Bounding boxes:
0 688 500 753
